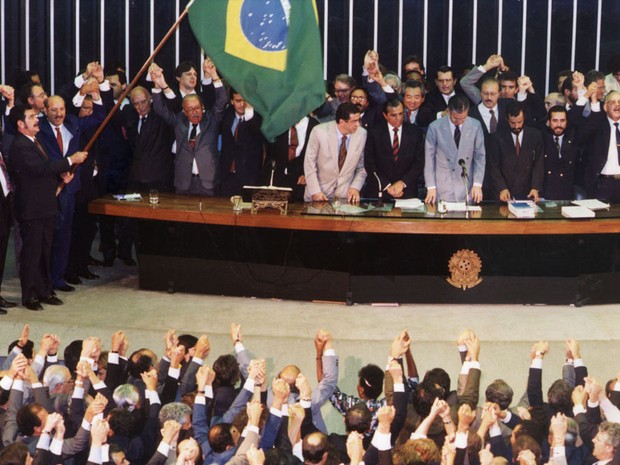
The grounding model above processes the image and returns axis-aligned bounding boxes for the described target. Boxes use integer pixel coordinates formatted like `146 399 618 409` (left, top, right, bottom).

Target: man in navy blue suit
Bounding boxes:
36 93 104 293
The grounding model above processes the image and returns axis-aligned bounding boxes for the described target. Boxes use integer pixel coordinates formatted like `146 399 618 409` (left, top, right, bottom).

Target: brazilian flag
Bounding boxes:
189 0 325 142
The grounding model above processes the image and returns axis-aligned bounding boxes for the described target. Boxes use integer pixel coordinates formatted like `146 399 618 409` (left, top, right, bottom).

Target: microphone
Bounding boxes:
458 159 467 178
373 172 383 206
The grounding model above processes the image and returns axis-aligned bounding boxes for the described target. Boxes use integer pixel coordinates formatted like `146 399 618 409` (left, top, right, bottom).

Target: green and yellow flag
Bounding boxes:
189 0 325 142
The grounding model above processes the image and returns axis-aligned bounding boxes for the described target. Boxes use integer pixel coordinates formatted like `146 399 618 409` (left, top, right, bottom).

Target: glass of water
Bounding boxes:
149 189 159 206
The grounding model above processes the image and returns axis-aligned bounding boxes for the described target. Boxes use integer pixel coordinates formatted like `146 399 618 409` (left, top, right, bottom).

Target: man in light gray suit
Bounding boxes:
424 94 486 204
304 102 367 203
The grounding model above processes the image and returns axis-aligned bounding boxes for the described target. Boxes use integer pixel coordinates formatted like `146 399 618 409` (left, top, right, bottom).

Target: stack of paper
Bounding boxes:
571 199 610 210
508 200 537 218
394 198 424 209
561 206 595 218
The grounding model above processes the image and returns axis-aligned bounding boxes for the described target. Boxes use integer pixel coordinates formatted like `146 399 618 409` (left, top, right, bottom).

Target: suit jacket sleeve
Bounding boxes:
350 131 368 192
457 367 480 409
311 353 339 431
472 124 486 186
152 92 178 127
401 126 425 189
2 386 23 446
303 128 322 196
424 123 438 189
61 426 90 457
460 67 484 105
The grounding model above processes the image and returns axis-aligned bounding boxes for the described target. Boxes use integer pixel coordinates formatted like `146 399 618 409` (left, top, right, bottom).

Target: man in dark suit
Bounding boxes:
364 99 425 199
541 105 597 200
417 66 462 128
488 101 544 202
150 62 226 196
37 95 104 293
219 89 265 196
402 80 427 128
584 91 620 202
262 115 319 201
8 104 87 310
123 86 174 192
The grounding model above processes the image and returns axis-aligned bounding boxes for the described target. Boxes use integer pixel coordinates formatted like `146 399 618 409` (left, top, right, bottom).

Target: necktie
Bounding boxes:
392 127 400 160
454 125 461 149
405 109 411 124
615 123 620 165
554 136 561 158
288 125 299 161
0 153 12 194
338 135 347 172
233 117 243 143
34 138 48 159
489 109 498 134
55 126 64 155
189 123 197 151
138 116 145 134
515 134 521 157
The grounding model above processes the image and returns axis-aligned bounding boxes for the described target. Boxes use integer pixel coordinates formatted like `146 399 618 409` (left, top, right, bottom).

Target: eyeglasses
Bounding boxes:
334 88 350 94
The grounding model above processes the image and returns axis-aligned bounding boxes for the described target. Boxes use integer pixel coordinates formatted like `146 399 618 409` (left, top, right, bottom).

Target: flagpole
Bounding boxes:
69 0 196 173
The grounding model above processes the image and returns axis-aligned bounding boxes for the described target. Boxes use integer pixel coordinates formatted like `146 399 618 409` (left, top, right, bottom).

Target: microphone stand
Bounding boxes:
461 165 470 219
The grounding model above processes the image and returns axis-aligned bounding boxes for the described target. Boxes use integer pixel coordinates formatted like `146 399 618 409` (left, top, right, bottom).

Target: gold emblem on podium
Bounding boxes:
447 249 482 290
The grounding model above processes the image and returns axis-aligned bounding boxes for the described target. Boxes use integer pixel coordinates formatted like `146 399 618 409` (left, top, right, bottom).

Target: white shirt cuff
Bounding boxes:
573 405 586 416
489 425 502 437
191 357 204 366
205 385 214 398
270 407 282 418
246 425 259 434
88 445 102 464
530 358 543 369
108 352 120 364
243 377 255 392
323 349 336 357
158 442 170 457
37 433 51 450
50 438 63 455
292 441 303 462
501 410 512 423
371 431 391 451
82 419 92 431
168 367 181 379
47 354 58 363
234 342 245 353
72 386 85 398
0 375 14 391
99 80 110 92
574 359 585 368
35 354 45 366
455 432 468 449
300 399 311 409
93 381 107 390
394 383 405 393
12 379 24 391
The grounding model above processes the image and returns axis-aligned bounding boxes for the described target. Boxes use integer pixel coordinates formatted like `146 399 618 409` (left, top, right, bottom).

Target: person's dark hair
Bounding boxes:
424 367 451 395
213 354 240 387
404 55 425 73
16 404 43 436
302 432 329 464
9 104 32 128
358 364 384 400
547 379 573 415
63 340 83 377
561 76 574 96
585 69 605 86
333 74 356 88
467 432 482 465
506 100 526 119
105 61 127 75
104 70 127 86
8 340 34 359
485 379 513 410
436 65 455 80
229 87 242 100
448 94 470 113
345 402 372 433
335 102 361 123
404 79 427 96
108 407 142 437
174 61 196 78
349 86 369 99
0 443 30 465
512 434 542 465
208 422 234 453
383 97 403 114
127 351 156 379
557 69 573 82
265 448 295 465
480 76 500 91
12 70 39 92
499 70 518 84
177 334 198 353
17 82 41 106
514 420 545 445
412 378 445 417
547 105 568 121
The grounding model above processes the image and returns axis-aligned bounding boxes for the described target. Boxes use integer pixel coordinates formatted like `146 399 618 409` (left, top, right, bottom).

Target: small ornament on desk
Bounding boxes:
244 161 292 215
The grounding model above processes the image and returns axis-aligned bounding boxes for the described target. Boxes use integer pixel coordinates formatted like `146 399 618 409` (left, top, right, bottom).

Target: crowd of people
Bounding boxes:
1 51 620 311
0 324 618 465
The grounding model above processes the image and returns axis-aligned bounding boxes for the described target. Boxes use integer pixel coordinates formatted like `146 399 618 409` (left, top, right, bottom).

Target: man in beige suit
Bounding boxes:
304 102 367 203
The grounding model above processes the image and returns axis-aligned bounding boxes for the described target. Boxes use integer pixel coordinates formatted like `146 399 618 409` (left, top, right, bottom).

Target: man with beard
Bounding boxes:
488 101 544 202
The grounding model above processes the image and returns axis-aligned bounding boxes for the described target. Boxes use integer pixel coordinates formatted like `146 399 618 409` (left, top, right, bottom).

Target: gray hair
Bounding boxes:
159 402 191 426
43 365 70 393
113 384 141 411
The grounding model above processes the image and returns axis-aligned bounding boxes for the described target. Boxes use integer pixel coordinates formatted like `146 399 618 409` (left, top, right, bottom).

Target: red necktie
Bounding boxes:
515 134 521 157
392 127 400 161
288 125 299 161
55 127 64 155
338 135 347 172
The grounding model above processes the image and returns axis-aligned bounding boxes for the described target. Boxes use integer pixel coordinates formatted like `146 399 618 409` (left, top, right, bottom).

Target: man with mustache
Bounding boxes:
8 104 87 310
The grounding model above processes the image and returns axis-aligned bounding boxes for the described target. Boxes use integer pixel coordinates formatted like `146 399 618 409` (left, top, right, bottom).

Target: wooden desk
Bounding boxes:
89 195 620 305
89 194 620 235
